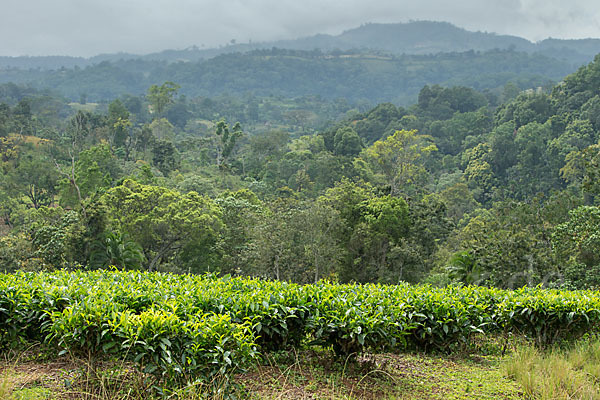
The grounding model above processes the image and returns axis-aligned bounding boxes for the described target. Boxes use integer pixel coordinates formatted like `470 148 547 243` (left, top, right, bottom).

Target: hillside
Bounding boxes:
1 21 599 69
0 48 573 104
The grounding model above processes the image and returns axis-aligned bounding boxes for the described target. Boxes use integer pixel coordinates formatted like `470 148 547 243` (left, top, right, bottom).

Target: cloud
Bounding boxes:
1 0 599 56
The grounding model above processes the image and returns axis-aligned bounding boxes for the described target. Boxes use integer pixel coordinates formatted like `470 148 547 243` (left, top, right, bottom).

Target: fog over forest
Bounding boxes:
1 0 600 56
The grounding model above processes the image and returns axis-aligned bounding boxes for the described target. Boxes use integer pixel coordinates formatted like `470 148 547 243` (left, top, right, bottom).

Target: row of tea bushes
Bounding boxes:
1 271 599 390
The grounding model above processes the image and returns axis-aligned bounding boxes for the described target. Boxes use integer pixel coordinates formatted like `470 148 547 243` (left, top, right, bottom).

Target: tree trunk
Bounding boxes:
148 253 160 272
314 253 319 284
148 240 177 272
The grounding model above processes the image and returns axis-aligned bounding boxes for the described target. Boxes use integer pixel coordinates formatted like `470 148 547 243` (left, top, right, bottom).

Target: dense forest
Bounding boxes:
0 48 571 104
5 22 596 108
2 50 600 291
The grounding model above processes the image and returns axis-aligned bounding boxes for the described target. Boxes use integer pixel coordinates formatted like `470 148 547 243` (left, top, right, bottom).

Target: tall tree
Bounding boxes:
107 99 131 149
552 206 600 288
9 149 59 209
147 82 180 118
151 140 179 176
103 180 222 272
214 120 243 169
366 129 437 196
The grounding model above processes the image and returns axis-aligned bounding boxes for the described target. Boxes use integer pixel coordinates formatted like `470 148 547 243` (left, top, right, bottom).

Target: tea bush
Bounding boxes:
1 270 599 391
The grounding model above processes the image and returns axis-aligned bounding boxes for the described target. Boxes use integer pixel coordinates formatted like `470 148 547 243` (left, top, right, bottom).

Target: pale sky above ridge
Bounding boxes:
2 0 600 57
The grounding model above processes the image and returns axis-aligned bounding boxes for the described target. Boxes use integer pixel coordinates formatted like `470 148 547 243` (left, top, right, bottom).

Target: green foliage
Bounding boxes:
581 143 600 196
439 182 480 223
449 200 556 289
447 251 482 285
418 85 488 119
26 207 85 268
151 139 179 176
333 127 363 156
552 206 600 289
6 36 600 294
220 193 346 283
107 99 130 148
347 102 406 145
547 119 595 173
495 92 553 128
214 120 243 168
6 148 59 209
360 195 409 241
552 53 600 114
147 82 180 117
428 108 491 155
1 270 599 377
215 190 263 276
496 287 600 347
0 48 573 105
321 179 449 284
507 121 555 198
366 129 437 196
89 230 145 270
113 311 257 393
58 144 121 208
103 180 222 272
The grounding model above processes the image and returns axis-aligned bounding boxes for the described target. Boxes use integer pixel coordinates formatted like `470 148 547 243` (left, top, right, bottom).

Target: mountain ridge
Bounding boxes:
2 21 599 70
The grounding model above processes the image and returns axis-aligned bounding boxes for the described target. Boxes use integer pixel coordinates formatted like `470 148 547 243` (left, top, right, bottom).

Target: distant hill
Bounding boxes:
268 21 533 54
1 21 599 70
0 48 573 105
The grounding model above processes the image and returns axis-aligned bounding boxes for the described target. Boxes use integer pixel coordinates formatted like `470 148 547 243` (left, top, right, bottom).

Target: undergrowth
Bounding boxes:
504 335 600 400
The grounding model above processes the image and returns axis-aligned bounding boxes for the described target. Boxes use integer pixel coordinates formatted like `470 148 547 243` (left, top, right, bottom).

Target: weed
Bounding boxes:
0 373 11 400
504 337 600 399
11 387 53 400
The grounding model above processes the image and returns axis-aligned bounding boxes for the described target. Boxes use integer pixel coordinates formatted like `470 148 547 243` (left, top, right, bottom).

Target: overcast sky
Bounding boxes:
2 0 600 57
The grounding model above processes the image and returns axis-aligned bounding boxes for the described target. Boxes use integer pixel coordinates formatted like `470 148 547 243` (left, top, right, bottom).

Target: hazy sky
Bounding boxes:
2 0 600 57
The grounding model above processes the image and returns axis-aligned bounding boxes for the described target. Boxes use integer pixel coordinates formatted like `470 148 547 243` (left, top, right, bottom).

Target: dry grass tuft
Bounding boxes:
504 336 600 400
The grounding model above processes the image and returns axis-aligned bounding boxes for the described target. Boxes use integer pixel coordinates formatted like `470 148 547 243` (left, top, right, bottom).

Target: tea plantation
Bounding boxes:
1 271 599 394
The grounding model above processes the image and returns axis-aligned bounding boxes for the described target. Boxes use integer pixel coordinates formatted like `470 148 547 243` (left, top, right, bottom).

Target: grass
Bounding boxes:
11 387 54 400
238 349 523 399
0 346 149 400
504 336 600 400
0 344 522 400
4 336 600 399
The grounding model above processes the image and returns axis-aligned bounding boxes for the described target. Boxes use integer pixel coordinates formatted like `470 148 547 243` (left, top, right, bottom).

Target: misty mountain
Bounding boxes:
1 21 599 70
